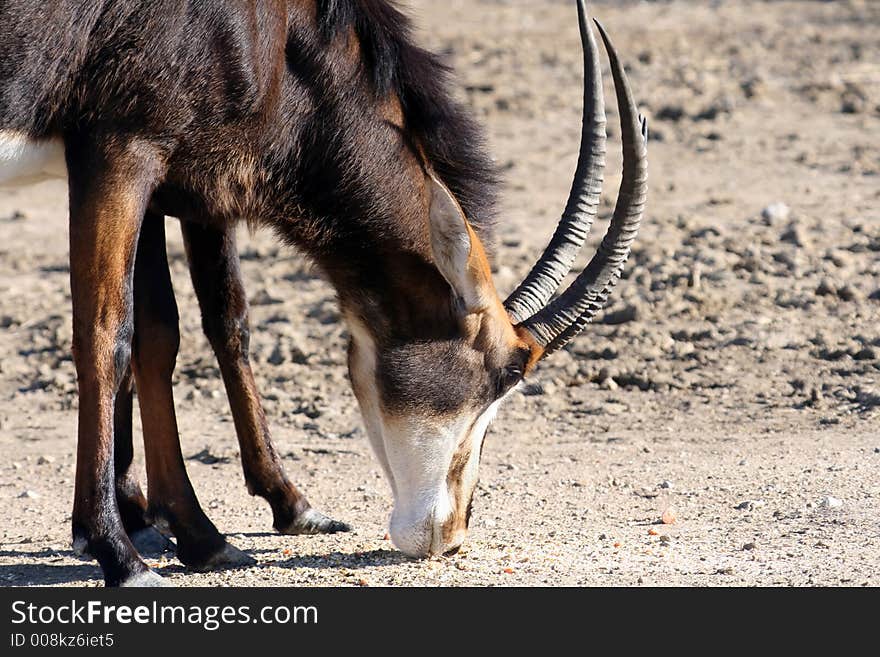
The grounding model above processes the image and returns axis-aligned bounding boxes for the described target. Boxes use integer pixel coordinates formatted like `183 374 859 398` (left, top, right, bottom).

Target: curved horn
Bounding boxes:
503 0 607 325
519 18 648 356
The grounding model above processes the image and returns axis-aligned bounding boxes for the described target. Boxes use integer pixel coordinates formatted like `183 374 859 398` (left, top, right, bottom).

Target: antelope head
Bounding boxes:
345 2 647 557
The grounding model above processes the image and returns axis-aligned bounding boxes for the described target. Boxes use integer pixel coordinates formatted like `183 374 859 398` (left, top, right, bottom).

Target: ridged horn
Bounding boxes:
518 17 648 357
503 0 607 325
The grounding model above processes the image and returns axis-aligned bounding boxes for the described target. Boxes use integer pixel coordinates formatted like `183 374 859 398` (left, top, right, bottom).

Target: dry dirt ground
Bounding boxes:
1 0 878 587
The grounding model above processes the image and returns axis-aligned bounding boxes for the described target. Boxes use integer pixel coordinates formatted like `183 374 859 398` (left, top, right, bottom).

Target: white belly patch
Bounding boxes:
0 130 67 187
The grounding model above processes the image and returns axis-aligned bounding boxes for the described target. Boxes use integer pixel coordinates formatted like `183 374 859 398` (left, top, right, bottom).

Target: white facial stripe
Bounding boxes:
0 131 66 187
345 314 397 497
454 398 502 514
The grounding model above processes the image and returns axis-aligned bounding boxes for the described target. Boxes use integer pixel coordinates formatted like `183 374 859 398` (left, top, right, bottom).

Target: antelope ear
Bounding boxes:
427 176 494 313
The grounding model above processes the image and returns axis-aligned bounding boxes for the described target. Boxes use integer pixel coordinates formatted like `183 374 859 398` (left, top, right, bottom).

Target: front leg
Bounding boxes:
181 221 349 535
67 135 168 587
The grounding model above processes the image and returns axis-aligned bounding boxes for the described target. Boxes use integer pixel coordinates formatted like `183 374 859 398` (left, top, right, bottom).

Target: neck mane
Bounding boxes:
266 0 497 296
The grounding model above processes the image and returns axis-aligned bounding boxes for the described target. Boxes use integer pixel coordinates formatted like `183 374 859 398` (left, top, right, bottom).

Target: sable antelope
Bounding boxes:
0 0 646 586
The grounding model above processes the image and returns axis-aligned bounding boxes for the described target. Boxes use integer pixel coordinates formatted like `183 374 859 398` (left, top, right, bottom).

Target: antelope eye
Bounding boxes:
496 365 523 396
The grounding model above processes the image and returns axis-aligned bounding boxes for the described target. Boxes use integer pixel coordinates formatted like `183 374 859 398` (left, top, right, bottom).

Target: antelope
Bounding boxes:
0 0 646 586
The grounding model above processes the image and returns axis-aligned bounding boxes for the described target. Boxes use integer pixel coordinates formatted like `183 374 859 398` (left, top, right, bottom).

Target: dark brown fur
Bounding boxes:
0 0 516 584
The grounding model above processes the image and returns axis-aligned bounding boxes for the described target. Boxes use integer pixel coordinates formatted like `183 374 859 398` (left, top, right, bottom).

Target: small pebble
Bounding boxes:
267 344 286 365
761 202 790 224
815 279 836 297
819 496 843 509
837 285 858 302
600 376 618 391
37 455 55 465
18 490 40 499
853 347 876 361
742 542 757 551
659 480 674 489
735 499 766 511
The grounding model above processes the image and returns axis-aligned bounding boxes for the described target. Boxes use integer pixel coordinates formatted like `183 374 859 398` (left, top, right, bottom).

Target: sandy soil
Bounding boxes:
1 0 878 587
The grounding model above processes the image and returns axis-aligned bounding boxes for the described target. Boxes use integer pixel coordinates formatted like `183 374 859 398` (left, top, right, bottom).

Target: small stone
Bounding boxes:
658 535 671 544
780 223 808 248
761 202 790 224
716 567 735 575
600 304 640 325
659 480 674 489
819 496 843 509
837 285 859 302
688 263 702 289
251 289 283 306
289 346 309 365
267 344 286 365
600 376 618 391
37 455 55 465
841 93 866 115
853 347 876 361
815 279 836 297
661 508 677 524
18 490 40 499
742 542 757 551
656 104 685 122
735 499 766 511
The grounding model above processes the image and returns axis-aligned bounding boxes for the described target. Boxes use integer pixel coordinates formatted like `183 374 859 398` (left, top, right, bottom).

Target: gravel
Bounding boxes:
1 0 878 587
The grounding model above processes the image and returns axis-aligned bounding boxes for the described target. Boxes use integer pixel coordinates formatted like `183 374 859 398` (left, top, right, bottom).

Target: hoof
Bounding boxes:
130 527 175 558
188 542 256 573
278 508 351 535
119 569 173 587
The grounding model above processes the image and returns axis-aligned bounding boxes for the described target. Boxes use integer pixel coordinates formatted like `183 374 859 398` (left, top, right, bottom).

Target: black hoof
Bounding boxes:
118 569 173 587
277 508 352 535
129 527 176 558
187 542 256 573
